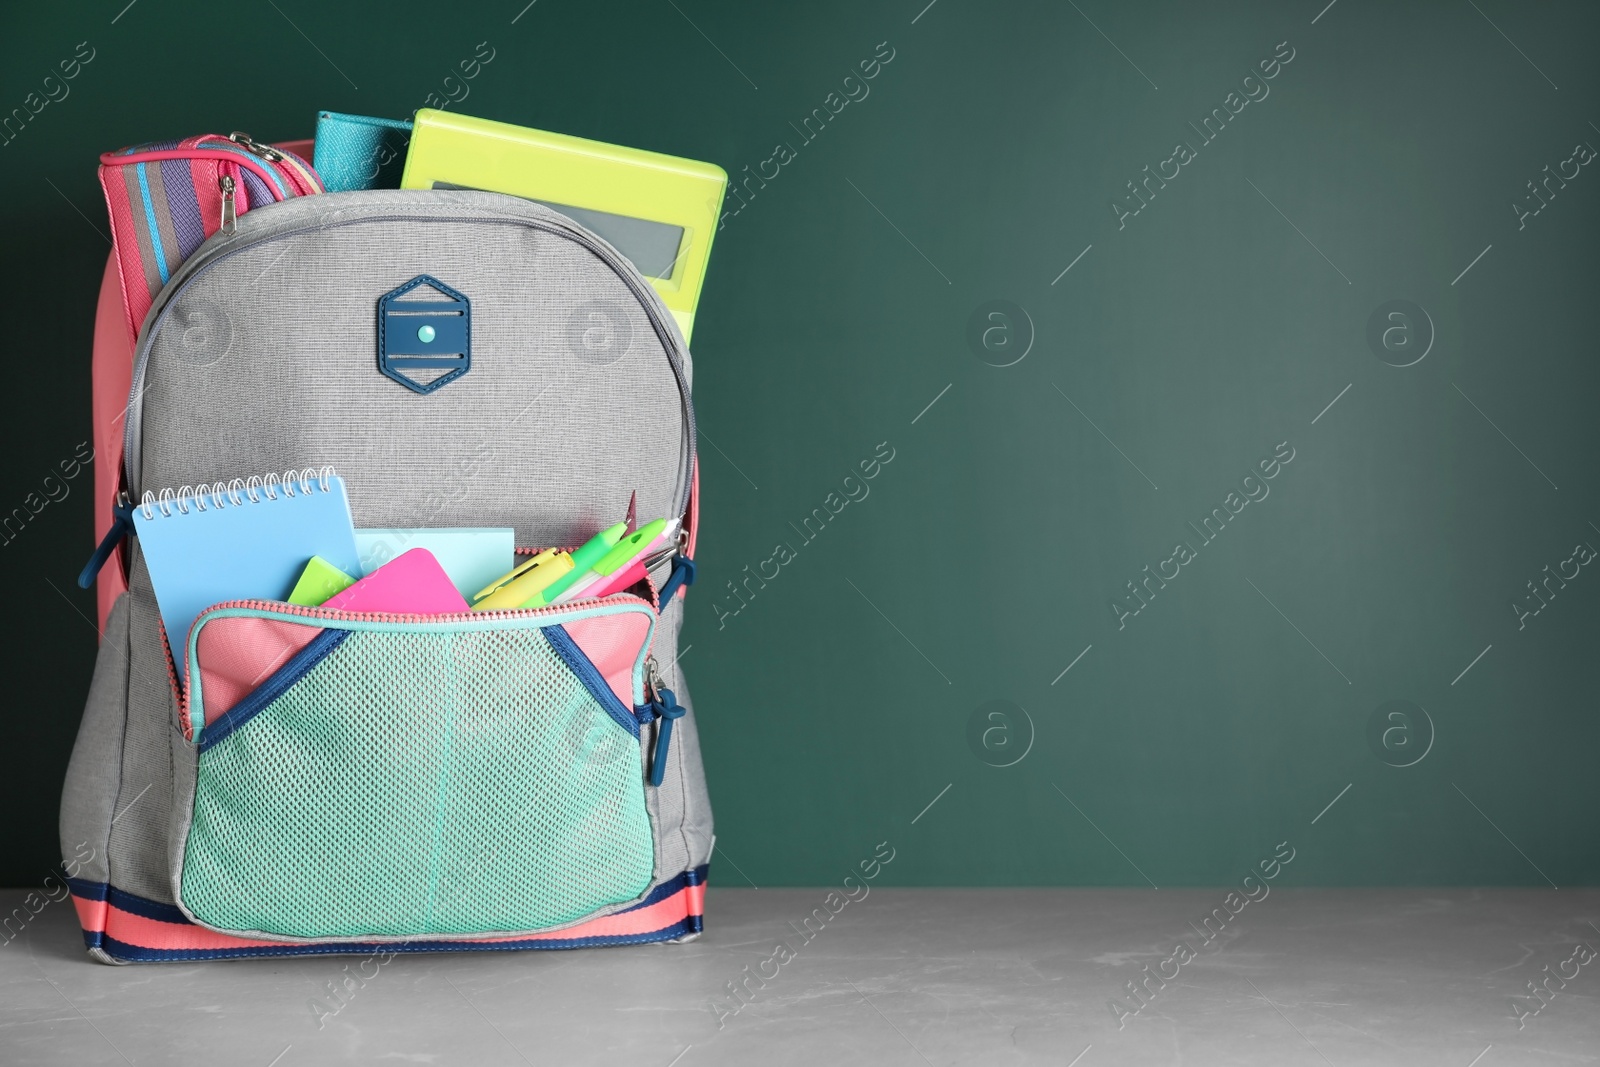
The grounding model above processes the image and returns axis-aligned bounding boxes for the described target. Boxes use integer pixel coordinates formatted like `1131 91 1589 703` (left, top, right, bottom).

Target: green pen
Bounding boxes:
550 518 673 603
521 521 628 607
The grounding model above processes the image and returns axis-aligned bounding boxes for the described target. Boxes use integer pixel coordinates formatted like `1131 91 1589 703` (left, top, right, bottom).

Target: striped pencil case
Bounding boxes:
98 133 324 340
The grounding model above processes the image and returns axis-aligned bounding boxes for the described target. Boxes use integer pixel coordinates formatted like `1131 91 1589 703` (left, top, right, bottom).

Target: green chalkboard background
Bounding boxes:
3 0 1596 888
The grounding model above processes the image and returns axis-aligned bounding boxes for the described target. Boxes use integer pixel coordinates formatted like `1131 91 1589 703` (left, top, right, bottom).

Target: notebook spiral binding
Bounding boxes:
139 467 337 520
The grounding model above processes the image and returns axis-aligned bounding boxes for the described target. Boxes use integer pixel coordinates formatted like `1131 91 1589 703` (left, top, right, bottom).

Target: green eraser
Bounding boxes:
287 556 357 606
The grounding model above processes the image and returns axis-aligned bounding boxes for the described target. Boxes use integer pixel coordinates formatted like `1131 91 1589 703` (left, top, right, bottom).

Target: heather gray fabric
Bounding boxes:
128 190 695 545
65 188 713 959
663 668 714 879
58 593 131 886
646 580 714 882
108 546 182 904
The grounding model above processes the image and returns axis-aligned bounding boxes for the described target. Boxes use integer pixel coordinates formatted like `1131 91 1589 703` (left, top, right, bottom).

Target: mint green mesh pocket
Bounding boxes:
179 624 654 940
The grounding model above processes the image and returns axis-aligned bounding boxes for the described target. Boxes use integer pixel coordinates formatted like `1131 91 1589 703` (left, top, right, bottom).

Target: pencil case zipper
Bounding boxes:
101 132 323 202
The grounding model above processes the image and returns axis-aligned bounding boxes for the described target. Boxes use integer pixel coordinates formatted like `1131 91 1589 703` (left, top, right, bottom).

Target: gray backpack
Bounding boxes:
62 190 713 963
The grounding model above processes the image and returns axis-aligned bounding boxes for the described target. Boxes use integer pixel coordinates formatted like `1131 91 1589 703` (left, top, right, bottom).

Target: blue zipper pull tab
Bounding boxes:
78 492 135 589
655 552 696 608
645 656 686 787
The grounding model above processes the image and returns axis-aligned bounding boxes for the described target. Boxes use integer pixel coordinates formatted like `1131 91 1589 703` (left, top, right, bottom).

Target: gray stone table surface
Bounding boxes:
2 887 1596 1065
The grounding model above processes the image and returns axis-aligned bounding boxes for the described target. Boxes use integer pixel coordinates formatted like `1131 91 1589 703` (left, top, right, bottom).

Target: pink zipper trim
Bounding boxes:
98 147 302 201
192 589 651 630
193 137 323 195
179 592 656 738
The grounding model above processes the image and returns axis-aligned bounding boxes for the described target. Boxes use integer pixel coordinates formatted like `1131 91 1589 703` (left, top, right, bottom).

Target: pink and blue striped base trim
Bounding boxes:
67 867 706 962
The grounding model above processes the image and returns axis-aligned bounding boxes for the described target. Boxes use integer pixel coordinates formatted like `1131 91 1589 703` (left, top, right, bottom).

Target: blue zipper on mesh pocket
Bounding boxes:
542 623 641 738
637 656 686 787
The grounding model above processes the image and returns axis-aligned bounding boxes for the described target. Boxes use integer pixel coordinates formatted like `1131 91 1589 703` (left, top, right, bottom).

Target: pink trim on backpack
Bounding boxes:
91 253 133 633
71 892 108 943
74 877 706 956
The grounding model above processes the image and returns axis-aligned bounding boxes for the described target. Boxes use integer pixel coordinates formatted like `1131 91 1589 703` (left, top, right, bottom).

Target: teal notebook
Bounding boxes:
132 469 361 678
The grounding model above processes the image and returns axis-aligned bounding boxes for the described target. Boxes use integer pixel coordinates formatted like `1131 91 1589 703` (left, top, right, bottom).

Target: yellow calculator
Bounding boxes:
400 109 727 343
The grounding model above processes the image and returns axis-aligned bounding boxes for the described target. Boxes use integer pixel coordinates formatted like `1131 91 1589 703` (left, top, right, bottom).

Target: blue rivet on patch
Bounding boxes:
377 275 471 395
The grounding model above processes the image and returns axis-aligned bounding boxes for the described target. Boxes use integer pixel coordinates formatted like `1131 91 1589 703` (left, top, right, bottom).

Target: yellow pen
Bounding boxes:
471 548 574 611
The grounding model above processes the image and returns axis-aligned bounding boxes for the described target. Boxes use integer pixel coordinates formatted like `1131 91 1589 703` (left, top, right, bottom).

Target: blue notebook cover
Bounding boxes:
132 472 361 679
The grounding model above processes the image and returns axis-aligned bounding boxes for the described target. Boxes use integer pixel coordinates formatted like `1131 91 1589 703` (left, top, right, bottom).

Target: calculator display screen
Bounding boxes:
434 182 685 280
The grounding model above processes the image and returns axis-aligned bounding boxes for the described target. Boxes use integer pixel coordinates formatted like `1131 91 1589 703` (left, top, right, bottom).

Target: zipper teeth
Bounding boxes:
195 590 653 627
111 130 321 197
274 150 324 194
210 136 324 195
108 143 295 199
181 592 655 735
123 208 695 519
162 614 185 734
516 547 667 611
193 139 291 197
171 133 321 194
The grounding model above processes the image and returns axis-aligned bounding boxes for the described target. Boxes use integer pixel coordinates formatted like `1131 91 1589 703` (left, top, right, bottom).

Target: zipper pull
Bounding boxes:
656 554 696 607
228 131 284 162
78 492 136 589
643 655 685 787
218 175 236 234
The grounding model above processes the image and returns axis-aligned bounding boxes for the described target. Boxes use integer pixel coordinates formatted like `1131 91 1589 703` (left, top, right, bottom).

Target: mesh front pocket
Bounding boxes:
179 622 655 940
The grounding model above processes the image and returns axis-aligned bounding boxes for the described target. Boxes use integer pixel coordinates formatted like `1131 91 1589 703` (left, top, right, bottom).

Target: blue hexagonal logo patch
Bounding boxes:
377 275 471 394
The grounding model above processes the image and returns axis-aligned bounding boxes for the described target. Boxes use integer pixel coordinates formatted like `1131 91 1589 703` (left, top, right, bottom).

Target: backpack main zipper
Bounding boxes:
119 206 697 519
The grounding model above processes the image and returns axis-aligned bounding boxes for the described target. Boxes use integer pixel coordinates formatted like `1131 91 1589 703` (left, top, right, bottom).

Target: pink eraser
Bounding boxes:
322 548 469 615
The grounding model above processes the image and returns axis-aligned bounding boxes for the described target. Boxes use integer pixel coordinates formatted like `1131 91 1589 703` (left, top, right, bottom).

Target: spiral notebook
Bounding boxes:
132 468 360 678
